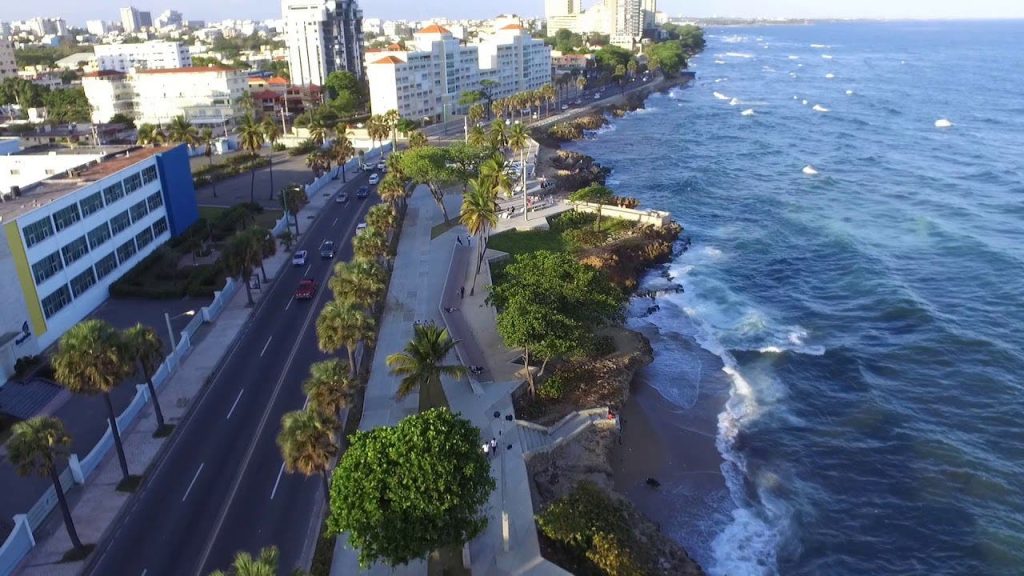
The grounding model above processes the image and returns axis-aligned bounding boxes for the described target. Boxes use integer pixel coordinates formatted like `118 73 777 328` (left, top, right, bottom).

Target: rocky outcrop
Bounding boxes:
578 222 683 290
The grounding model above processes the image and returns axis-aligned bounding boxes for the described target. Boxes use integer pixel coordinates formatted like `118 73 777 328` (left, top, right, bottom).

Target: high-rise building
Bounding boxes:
155 10 183 29
94 41 192 72
0 38 16 80
282 0 364 86
86 20 111 36
120 6 151 33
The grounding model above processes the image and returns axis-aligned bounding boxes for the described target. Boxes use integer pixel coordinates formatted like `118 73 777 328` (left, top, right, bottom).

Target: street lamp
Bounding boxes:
165 310 197 350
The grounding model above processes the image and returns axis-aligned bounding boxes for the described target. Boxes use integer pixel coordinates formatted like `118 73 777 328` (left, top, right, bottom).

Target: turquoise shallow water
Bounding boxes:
569 21 1024 576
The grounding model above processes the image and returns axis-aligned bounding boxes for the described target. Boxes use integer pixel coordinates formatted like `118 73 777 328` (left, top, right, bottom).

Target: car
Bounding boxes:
292 250 308 266
356 186 369 199
368 173 380 185
294 278 317 300
377 161 387 170
361 163 375 172
335 192 349 203
561 104 569 111
573 99 581 105
594 93 601 100
319 240 336 259
356 222 368 235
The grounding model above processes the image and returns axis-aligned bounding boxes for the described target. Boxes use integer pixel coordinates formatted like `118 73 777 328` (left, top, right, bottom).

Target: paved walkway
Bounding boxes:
12 167 350 576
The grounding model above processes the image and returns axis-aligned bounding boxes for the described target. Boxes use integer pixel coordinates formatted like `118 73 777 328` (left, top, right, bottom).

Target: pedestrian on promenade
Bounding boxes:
460 286 465 299
482 442 490 457
490 438 497 454
456 235 463 246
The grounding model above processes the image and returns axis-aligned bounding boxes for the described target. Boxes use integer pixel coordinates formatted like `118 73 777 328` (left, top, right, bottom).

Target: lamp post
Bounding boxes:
164 309 197 350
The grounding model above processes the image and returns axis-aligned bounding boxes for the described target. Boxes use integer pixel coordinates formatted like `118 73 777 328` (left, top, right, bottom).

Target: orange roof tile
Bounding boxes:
387 43 405 51
417 24 450 34
135 66 234 74
268 76 289 85
370 56 404 65
500 23 525 30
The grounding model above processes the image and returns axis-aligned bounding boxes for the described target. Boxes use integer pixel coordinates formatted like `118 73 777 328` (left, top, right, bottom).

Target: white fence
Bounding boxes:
0 275 241 576
568 201 673 228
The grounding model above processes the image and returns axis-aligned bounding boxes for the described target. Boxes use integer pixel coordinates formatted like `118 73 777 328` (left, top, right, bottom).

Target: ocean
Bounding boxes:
569 21 1024 576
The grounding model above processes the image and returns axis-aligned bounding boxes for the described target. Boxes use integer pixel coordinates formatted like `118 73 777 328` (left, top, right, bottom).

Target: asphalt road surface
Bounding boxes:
84 169 380 576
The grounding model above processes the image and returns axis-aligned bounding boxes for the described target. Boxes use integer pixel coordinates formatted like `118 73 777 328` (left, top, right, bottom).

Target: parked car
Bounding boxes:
335 192 349 203
561 104 569 111
294 278 317 300
357 186 369 199
361 163 375 172
319 240 336 259
594 93 601 100
292 250 308 266
377 161 387 171
356 222 368 235
368 173 380 185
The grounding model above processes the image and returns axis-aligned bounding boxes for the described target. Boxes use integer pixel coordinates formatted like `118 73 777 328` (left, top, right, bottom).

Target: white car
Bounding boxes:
335 192 349 203
368 173 380 185
377 161 387 171
561 104 569 111
292 250 308 266
356 222 368 235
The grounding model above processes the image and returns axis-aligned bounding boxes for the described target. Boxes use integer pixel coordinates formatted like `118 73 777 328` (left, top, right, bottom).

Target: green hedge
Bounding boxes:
192 154 270 186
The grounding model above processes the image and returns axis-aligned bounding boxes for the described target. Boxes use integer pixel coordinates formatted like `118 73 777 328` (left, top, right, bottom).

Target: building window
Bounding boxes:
70 267 97 298
141 165 158 184
61 236 90 265
129 200 149 222
123 172 143 194
41 284 72 319
94 251 118 280
52 204 82 233
31 251 64 284
79 191 105 217
135 227 154 250
116 238 137 264
22 217 55 248
110 210 131 235
152 216 169 238
86 222 112 250
103 181 125 204
146 191 164 211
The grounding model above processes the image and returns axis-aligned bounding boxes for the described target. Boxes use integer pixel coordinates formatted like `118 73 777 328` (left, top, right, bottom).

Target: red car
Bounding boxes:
294 278 317 300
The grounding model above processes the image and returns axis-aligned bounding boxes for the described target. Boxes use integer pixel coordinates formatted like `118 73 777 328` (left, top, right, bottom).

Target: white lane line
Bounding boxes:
304 264 311 276
182 463 204 502
260 336 273 357
332 217 338 226
140 570 147 576
284 296 294 311
226 389 244 421
270 462 286 500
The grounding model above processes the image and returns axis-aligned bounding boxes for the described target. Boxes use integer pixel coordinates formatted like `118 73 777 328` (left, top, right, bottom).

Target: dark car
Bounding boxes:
294 278 317 300
356 186 369 199
319 240 336 259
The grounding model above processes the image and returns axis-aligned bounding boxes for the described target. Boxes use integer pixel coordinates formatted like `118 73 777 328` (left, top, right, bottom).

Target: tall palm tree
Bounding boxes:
576 74 587 97
407 130 428 148
352 226 390 266
460 178 499 293
277 409 337 499
479 153 513 198
507 123 530 220
307 116 328 147
377 173 406 207
382 108 401 152
386 323 466 412
199 127 218 198
467 125 487 148
329 260 385 311
305 149 328 178
365 203 397 236
137 123 164 147
208 546 282 576
238 114 265 204
316 299 375 375
167 115 198 150
8 417 84 553
490 99 503 120
489 119 507 150
385 151 405 181
468 103 485 126
303 359 357 422
261 118 281 200
328 135 355 182
53 320 132 481
224 229 264 306
122 324 168 432
280 184 308 234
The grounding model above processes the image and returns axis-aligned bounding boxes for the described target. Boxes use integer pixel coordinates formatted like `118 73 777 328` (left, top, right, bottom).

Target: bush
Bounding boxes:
13 355 43 379
272 142 287 152
538 373 567 400
550 210 595 233
562 227 607 250
287 138 319 157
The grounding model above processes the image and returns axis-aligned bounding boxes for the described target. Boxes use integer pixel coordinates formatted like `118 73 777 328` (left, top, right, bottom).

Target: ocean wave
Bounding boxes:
822 54 834 60
714 91 730 100
813 104 831 113
810 43 830 48
725 52 755 58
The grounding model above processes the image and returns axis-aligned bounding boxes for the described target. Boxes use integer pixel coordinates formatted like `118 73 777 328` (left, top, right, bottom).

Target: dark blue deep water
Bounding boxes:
570 21 1024 576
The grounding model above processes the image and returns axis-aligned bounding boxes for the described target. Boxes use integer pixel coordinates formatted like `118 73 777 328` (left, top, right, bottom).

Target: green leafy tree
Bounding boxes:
316 299 375 375
386 324 466 411
646 41 689 77
53 320 133 480
398 146 459 224
122 324 168 432
277 409 338 498
324 70 365 116
594 45 633 73
327 408 495 567
569 184 615 230
42 88 91 123
8 417 84 553
277 229 295 251
238 114 266 204
108 112 136 128
407 130 428 148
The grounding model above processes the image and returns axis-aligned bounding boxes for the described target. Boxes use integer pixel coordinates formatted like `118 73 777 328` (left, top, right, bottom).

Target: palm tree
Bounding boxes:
489 119 507 150
122 324 168 432
277 409 337 499
8 417 84 553
407 129 428 148
377 173 406 207
261 118 281 200
137 123 164 147
304 359 357 422
167 115 198 150
307 117 328 147
199 127 218 198
467 125 487 148
352 226 390 266
316 299 375 375
365 203 397 236
208 546 282 576
238 114 265 204
386 323 466 412
468 103 485 126
328 135 355 182
224 230 264 306
280 184 308 235
576 74 587 96
382 108 401 152
507 122 530 220
460 178 499 293
490 99 503 120
329 259 385 311
305 149 328 178
385 151 405 181
53 320 132 481
479 153 513 198
627 59 638 80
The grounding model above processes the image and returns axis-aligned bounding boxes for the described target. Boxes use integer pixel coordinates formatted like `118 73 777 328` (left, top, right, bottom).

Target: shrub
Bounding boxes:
272 142 287 152
288 138 319 157
13 355 43 379
562 227 607 250
538 373 567 400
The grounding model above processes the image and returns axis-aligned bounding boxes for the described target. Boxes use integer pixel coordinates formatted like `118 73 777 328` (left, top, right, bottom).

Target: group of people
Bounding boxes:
481 437 498 458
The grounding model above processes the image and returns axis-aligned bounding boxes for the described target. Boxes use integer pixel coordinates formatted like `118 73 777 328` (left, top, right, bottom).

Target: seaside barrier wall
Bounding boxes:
569 201 672 228
0 275 241 576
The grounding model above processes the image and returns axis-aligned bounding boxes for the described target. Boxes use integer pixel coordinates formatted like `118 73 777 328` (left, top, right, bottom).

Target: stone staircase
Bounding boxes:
516 408 616 459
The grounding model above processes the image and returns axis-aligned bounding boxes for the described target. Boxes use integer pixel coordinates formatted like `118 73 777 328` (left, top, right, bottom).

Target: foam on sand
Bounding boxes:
802 165 819 175
934 118 954 128
742 109 756 116
812 104 830 113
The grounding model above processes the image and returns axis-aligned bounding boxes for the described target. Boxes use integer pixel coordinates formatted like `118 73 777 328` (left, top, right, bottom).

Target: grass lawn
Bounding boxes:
198 206 284 231
486 226 565 256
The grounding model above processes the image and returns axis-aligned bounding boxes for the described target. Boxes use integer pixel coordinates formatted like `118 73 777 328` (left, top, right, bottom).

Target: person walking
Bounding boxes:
490 437 497 455
482 442 490 458
456 235 463 246
460 286 465 299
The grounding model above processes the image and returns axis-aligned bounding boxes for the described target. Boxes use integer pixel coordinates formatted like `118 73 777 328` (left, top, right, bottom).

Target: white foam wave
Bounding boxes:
934 118 953 128
797 63 804 68
821 54 833 60
812 104 830 113
802 165 819 175
741 109 755 117
762 66 776 72
721 35 748 44
810 43 830 49
787 55 799 60
801 99 808 106
725 52 755 58
845 89 854 96
715 60 726 65
825 73 835 79
714 91 729 100
730 98 740 106
789 72 797 78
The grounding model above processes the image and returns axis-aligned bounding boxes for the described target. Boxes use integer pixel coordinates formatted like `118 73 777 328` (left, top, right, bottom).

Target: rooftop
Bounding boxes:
135 66 235 75
417 24 450 35
370 56 404 65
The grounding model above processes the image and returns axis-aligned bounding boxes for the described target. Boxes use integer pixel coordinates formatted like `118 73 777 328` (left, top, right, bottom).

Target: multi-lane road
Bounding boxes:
84 170 380 576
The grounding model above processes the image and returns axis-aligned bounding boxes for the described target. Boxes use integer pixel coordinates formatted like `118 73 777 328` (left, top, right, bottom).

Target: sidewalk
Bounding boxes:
11 164 354 576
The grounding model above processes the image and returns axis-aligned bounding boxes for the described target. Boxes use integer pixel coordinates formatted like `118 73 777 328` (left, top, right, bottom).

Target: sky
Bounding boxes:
6 0 1024 26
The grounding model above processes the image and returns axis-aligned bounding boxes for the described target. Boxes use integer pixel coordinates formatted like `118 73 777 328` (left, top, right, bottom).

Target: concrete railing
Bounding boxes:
569 201 672 228
0 274 241 576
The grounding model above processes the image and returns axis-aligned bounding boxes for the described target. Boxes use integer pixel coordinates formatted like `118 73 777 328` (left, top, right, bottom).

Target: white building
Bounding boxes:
83 67 247 129
120 6 152 33
282 0 364 86
94 41 192 72
365 21 551 122
0 144 199 378
0 38 16 80
86 20 111 36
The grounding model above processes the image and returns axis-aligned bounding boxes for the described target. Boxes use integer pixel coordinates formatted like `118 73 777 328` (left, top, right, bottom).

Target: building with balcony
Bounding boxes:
93 40 192 72
0 144 199 379
0 38 16 80
282 0 364 86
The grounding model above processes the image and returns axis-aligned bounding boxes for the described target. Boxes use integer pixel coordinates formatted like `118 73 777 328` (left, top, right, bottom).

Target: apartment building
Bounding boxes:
83 67 247 129
0 37 16 80
0 144 198 378
282 0 364 85
93 40 192 72
365 21 551 122
120 6 152 33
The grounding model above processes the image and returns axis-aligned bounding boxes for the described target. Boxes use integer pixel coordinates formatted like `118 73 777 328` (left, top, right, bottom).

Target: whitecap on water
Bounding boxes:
713 91 729 100
742 109 756 116
788 55 800 60
715 60 726 65
845 89 854 96
725 52 754 58
825 73 835 79
812 104 830 112
801 99 808 105
802 165 819 175
729 98 740 106
934 118 953 128
810 43 829 48
789 72 798 78
821 54 833 60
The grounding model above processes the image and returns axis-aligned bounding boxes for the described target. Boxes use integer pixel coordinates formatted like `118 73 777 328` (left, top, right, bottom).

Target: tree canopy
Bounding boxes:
646 41 689 76
594 45 633 73
327 408 494 567
324 70 366 116
661 23 706 55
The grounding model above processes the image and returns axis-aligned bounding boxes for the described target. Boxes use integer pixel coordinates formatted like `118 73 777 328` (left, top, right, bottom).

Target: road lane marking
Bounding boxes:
284 295 293 311
260 336 273 357
140 571 147 576
332 217 338 227
226 389 244 421
182 463 204 502
304 264 311 276
270 462 286 500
